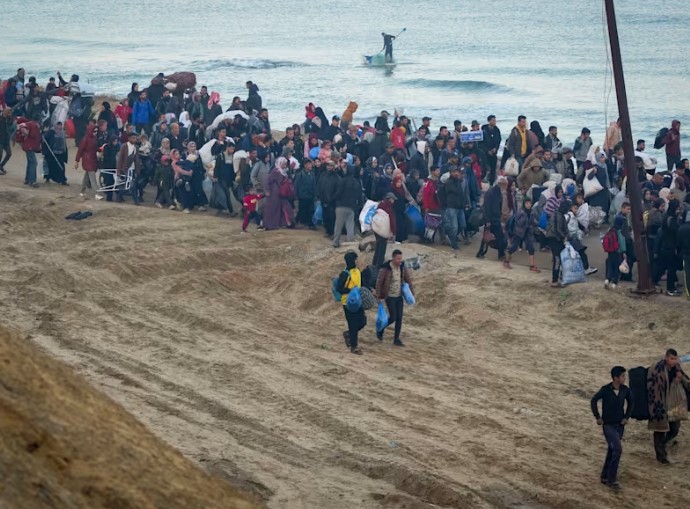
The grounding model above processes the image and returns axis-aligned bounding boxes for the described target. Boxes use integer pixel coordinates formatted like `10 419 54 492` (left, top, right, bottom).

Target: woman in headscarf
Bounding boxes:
127 83 140 115
154 137 171 166
544 185 564 218
75 121 102 200
227 96 243 111
185 141 208 211
263 157 295 230
43 121 69 185
529 121 545 148
98 101 118 135
171 149 194 213
653 198 682 295
205 92 223 125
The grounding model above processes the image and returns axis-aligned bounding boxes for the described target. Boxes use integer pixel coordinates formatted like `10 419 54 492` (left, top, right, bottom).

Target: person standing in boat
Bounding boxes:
382 33 396 63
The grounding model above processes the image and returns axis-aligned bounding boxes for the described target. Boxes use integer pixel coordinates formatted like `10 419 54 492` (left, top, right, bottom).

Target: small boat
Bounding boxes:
362 54 395 67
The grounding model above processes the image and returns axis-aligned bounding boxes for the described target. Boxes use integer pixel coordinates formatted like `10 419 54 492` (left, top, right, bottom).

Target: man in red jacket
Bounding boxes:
663 120 681 173
17 119 41 187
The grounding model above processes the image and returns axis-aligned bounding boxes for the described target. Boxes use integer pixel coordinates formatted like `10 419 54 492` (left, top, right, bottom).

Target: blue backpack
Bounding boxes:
331 270 350 302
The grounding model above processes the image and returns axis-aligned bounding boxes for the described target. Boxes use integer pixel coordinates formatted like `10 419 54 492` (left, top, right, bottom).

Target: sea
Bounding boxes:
2 0 689 163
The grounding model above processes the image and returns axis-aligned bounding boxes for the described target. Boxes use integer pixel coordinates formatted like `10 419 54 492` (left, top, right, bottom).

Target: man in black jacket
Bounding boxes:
477 177 508 262
482 115 501 183
438 166 469 250
590 366 633 490
332 166 363 247
294 159 317 228
318 161 341 237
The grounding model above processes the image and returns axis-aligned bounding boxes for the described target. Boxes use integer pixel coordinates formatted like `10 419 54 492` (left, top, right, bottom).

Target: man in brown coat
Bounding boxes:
647 349 690 464
375 249 414 347
116 133 142 205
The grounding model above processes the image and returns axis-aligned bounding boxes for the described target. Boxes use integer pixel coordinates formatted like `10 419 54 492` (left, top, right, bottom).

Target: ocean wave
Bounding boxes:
197 58 305 70
403 79 513 93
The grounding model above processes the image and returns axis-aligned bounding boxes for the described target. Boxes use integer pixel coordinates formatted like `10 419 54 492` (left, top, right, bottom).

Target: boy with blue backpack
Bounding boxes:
335 251 366 355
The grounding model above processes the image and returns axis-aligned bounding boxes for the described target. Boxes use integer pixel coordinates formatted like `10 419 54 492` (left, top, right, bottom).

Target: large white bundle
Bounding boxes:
210 110 249 132
50 96 69 126
359 200 378 232
233 150 248 174
583 171 604 198
371 209 391 238
199 139 217 172
504 156 519 177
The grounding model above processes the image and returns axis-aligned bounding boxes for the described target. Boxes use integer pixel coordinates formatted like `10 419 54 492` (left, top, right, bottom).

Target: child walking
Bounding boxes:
242 185 265 232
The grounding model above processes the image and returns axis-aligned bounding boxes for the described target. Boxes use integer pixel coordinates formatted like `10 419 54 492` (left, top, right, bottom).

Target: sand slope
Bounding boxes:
1 154 689 508
0 324 262 509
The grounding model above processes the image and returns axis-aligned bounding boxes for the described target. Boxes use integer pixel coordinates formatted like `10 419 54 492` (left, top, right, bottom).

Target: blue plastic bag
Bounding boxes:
313 201 323 225
402 282 415 305
346 286 362 311
538 210 548 230
375 302 388 333
405 204 425 236
560 245 586 285
309 147 320 159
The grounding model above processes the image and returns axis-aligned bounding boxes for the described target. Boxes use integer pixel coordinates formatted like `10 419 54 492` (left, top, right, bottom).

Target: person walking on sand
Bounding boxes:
17 118 42 187
0 108 16 174
375 249 413 347
647 349 690 464
75 122 103 199
590 366 633 491
336 251 366 355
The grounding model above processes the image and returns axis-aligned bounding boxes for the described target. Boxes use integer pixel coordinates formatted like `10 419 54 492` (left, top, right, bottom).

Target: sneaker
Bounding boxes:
610 283 617 290
604 279 610 289
183 209 191 214
585 267 598 275
550 282 561 288
393 340 405 347
350 348 363 355
155 202 163 209
666 290 682 297
257 226 266 231
95 194 104 201
198 206 207 212
168 205 176 210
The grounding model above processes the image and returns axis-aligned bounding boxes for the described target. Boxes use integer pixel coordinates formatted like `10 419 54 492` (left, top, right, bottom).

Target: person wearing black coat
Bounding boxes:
317 162 341 236
294 160 317 227
482 116 501 184
677 216 690 298
332 166 363 247
477 178 508 262
653 199 682 295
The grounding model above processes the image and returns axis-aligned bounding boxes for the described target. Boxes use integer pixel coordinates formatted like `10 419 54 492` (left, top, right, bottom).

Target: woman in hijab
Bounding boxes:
227 96 243 111
391 168 410 242
75 122 102 200
43 122 69 185
185 141 208 211
653 199 682 295
544 185 564 218
529 121 545 148
263 157 295 230
127 83 140 115
98 101 118 135
584 158 610 214
154 137 171 165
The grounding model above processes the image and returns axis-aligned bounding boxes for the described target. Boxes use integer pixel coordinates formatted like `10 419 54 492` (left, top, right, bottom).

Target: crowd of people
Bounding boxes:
0 67 689 296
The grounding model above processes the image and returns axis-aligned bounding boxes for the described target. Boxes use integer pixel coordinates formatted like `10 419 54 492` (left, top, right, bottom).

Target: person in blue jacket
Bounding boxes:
132 91 155 135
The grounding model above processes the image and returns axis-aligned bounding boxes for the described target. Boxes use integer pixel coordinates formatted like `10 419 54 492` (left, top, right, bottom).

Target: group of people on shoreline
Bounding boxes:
1 67 689 296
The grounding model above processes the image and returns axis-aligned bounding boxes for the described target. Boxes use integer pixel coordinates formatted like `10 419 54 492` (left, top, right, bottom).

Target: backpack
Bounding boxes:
602 228 620 253
654 128 669 150
628 366 650 420
331 270 350 302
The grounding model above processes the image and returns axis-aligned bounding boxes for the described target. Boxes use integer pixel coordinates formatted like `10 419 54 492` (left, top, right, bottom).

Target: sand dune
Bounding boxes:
0 152 689 508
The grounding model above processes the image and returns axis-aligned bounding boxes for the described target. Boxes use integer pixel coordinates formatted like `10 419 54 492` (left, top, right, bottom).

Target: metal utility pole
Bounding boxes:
604 0 654 293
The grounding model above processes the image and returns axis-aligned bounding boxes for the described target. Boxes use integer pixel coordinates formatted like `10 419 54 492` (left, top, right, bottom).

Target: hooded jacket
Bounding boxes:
336 252 361 305
132 99 154 125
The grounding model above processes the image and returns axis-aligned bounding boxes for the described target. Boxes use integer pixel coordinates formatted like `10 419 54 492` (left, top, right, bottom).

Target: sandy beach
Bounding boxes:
1 147 689 508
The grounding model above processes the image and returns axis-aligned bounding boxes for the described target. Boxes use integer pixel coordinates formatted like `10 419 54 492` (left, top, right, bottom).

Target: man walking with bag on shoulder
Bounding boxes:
336 251 365 355
375 249 413 347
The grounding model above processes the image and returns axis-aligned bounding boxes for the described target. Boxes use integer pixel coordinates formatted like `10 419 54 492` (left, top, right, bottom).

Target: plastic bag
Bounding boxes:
468 208 485 230
588 206 606 228
313 201 323 225
202 176 213 202
560 244 586 285
371 209 391 238
538 210 548 230
402 282 415 305
504 156 519 177
358 199 378 232
619 258 630 274
583 173 604 198
405 204 425 236
346 287 362 312
376 302 388 333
